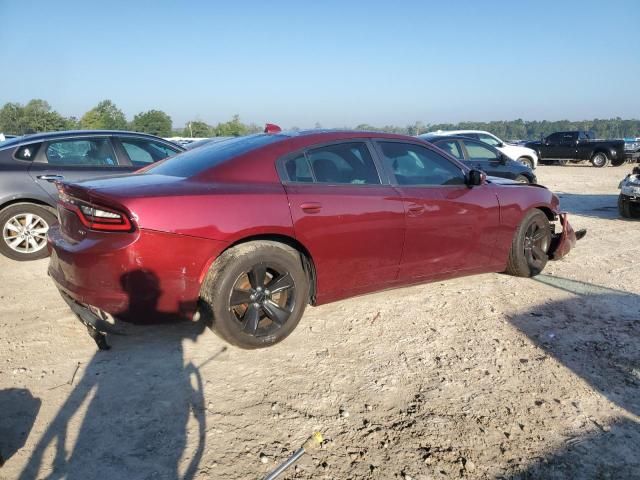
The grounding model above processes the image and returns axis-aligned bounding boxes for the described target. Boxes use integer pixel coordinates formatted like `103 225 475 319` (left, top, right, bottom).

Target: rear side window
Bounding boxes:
306 142 380 184
434 140 463 160
284 155 314 182
45 139 118 167
15 143 41 161
378 142 465 186
120 138 179 166
146 134 283 178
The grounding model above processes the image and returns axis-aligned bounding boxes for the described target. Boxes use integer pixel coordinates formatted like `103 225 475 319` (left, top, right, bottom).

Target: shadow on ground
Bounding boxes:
17 269 224 480
554 193 623 220
509 275 640 478
0 389 41 467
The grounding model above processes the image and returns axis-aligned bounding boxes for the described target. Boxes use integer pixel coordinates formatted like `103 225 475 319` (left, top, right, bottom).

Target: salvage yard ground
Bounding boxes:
1 165 639 479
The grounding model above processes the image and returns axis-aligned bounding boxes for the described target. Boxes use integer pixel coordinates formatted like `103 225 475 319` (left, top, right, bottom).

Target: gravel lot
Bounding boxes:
1 165 639 480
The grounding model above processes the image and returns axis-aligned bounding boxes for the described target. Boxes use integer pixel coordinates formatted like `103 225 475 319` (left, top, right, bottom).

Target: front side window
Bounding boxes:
306 142 380 185
378 142 465 186
434 140 463 160
120 138 180 166
478 133 501 146
464 141 500 161
45 138 118 167
546 133 563 144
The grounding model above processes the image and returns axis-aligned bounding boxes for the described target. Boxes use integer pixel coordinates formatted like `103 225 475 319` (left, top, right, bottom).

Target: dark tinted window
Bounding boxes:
463 140 499 160
15 143 41 161
146 134 283 177
46 139 118 167
284 155 313 182
378 142 465 186
546 133 563 143
434 140 463 160
306 142 380 184
120 138 180 166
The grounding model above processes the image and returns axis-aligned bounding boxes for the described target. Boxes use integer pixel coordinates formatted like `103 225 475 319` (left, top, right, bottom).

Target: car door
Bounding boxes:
558 132 578 159
114 136 182 169
459 139 515 179
28 136 135 201
279 140 405 302
374 140 500 280
542 133 566 158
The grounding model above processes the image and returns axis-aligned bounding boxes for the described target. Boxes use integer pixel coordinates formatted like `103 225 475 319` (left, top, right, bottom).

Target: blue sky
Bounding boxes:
0 0 638 128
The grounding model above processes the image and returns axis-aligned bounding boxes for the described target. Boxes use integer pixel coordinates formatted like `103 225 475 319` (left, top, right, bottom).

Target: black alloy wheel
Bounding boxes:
228 264 296 337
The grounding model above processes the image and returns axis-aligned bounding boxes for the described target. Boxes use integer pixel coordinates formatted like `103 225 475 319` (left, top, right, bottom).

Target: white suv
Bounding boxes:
422 130 538 169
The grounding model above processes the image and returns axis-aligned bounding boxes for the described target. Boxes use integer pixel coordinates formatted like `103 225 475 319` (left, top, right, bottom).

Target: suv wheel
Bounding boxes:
0 203 57 261
517 157 534 169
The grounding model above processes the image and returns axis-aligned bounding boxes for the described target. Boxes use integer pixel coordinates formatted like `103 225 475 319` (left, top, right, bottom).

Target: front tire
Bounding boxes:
0 203 57 261
505 210 552 277
591 152 609 168
517 157 534 169
515 175 530 184
199 241 310 349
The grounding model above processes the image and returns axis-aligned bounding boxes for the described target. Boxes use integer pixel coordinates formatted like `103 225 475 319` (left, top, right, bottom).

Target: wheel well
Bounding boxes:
226 234 318 305
591 149 609 158
0 198 56 215
536 206 555 221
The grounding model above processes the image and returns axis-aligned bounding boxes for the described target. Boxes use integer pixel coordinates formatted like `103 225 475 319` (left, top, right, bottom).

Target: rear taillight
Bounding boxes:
57 184 133 232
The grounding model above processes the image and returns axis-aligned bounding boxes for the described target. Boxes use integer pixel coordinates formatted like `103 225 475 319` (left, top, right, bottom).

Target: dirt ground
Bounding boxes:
1 165 639 480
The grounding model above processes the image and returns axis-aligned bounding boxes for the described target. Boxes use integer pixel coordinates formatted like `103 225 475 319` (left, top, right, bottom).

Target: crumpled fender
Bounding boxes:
549 213 586 260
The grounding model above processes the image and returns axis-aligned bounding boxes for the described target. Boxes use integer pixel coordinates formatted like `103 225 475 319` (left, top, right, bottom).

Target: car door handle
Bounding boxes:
407 203 425 215
37 174 65 182
300 202 322 214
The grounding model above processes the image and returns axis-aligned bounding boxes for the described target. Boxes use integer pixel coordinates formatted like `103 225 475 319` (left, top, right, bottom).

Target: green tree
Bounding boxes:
183 121 212 137
0 99 76 134
130 109 172 137
80 100 127 130
214 114 248 137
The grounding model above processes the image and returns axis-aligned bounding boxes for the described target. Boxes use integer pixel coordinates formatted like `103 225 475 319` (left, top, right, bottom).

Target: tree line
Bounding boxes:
1 99 639 140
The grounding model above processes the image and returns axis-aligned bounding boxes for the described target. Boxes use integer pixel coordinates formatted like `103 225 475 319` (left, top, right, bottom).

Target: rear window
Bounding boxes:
145 134 283 177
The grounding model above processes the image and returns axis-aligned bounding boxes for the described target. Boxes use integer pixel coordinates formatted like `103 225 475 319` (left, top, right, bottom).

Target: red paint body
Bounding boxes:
47 131 576 322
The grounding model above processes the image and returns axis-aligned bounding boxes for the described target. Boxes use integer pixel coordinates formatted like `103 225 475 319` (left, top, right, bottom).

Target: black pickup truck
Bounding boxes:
525 131 626 167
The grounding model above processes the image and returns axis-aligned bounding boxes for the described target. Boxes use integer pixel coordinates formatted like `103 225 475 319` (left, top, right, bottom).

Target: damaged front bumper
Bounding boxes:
548 213 586 260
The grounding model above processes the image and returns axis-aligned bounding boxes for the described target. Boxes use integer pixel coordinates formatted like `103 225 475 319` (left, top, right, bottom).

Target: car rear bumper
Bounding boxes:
48 225 229 323
548 213 584 260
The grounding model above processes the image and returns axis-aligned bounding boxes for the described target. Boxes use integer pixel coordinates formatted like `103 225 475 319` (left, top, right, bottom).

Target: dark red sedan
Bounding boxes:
48 129 581 349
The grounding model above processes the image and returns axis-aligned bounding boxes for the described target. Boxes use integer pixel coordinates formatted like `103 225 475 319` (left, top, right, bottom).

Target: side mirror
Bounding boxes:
467 169 486 186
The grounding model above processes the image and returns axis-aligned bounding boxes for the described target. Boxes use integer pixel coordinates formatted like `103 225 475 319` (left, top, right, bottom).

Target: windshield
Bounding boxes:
145 134 284 178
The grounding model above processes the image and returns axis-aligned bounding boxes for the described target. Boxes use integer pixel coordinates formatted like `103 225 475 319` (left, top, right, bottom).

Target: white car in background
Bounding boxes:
421 130 539 169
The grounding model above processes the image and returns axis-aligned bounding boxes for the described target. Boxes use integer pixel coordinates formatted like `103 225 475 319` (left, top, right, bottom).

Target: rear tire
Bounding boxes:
199 241 309 349
515 175 530 184
505 210 552 277
591 152 609 168
557 159 569 166
0 203 57 261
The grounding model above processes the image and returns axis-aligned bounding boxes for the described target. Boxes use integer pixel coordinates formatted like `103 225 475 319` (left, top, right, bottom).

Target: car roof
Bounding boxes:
0 130 184 150
425 129 493 136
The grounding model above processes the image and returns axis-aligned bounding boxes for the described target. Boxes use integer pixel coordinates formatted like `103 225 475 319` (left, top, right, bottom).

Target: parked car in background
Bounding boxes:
0 130 184 261
421 130 538 169
524 131 627 167
48 129 582 350
623 138 640 163
0 133 19 143
184 136 233 150
421 134 536 184
618 165 640 218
